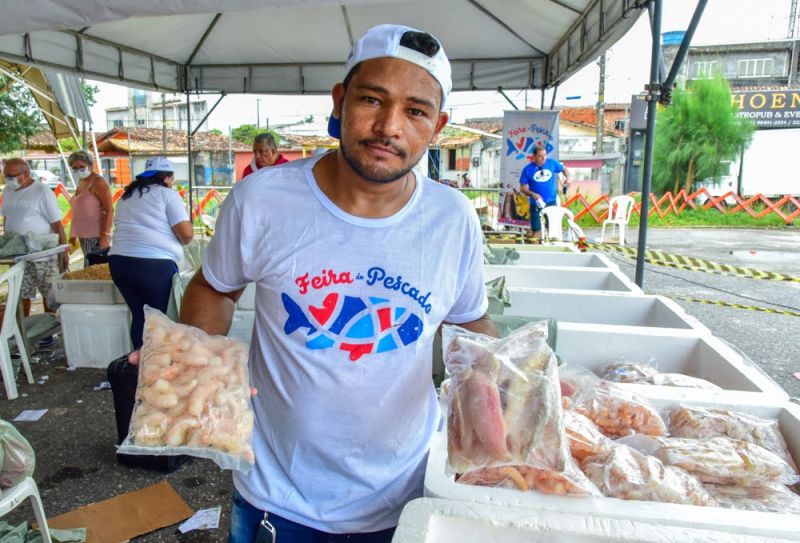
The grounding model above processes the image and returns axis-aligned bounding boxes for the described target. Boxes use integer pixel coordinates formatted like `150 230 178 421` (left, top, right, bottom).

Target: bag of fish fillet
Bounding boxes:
118 308 255 471
442 321 600 496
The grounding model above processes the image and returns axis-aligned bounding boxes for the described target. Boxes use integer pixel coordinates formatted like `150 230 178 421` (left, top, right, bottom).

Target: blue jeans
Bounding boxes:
530 200 557 233
229 488 396 543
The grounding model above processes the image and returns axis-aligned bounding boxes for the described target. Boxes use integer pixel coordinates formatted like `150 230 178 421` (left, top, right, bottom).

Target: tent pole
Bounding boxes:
497 87 519 110
635 0 662 287
550 84 559 109
187 91 193 220
228 125 233 185
56 139 76 189
90 128 101 175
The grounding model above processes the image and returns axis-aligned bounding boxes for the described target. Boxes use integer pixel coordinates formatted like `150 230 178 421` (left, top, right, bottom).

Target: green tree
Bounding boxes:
81 81 99 107
209 128 223 136
652 76 754 194
231 124 281 146
0 77 42 153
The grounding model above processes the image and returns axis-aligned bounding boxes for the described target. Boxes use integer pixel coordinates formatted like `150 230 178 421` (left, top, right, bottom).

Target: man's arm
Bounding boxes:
180 267 244 336
448 312 499 338
560 166 572 191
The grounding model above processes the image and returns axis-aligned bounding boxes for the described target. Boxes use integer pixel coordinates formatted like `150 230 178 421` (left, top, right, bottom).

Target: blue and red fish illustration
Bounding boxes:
282 292 424 361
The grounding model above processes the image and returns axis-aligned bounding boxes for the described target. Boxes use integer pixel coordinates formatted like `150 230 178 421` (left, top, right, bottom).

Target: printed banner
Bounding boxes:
731 89 800 130
498 110 560 227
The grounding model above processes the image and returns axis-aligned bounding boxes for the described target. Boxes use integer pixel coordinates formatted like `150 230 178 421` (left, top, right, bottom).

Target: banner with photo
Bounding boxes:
499 110 560 227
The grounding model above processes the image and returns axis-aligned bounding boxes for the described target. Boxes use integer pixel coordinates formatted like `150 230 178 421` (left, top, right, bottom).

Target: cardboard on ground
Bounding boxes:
45 480 193 543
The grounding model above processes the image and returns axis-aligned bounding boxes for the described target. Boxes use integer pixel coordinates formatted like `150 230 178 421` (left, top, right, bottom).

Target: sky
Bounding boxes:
86 0 796 132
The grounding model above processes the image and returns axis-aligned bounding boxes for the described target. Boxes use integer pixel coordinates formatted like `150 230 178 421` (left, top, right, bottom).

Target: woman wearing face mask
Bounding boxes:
68 150 114 267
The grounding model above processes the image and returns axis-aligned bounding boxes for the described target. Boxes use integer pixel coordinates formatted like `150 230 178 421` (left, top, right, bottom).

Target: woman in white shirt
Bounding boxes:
108 157 193 349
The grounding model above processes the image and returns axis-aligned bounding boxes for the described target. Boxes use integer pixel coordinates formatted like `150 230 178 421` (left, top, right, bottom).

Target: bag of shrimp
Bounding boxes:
669 405 798 471
118 308 255 471
442 321 578 495
581 443 715 506
704 483 800 514
560 365 667 438
618 434 800 488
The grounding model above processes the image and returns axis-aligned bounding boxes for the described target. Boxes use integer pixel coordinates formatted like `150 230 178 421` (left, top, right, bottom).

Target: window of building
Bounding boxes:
447 149 457 170
738 58 774 78
112 120 124 128
136 119 146 126
693 60 717 78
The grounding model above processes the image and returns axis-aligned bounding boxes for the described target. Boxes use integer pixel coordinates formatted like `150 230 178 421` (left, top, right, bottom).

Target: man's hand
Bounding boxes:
60 251 69 272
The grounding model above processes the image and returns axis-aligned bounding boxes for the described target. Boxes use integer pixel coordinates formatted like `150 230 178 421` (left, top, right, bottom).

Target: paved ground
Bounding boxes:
0 227 798 542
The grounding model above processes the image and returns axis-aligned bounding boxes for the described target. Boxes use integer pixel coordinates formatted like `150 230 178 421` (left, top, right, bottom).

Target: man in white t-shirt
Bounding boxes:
181 25 497 542
1 158 67 315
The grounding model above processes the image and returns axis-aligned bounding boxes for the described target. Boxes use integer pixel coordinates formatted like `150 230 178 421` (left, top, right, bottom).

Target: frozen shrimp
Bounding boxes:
188 380 223 417
164 416 200 447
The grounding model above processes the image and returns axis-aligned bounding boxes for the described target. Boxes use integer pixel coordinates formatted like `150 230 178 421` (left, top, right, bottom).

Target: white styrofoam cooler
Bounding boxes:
506 289 707 332
53 275 125 304
60 304 132 368
424 389 800 541
392 498 792 543
511 251 617 269
484 266 641 294
556 324 787 397
493 244 578 253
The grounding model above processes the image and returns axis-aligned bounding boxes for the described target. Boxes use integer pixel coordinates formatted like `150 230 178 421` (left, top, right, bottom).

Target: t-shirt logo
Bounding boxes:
533 169 553 183
281 293 423 361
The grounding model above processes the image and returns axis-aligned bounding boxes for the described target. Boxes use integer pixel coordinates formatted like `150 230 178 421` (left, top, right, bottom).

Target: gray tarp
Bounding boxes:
0 0 645 94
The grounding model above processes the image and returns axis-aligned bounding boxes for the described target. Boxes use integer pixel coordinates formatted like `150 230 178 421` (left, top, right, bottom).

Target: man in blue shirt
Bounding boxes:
518 146 571 239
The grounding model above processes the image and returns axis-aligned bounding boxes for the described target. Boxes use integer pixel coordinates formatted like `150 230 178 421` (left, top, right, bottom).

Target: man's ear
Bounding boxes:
429 111 449 144
331 83 346 120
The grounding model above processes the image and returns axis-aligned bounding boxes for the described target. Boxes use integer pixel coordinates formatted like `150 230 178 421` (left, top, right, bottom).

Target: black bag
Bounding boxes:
87 247 110 266
107 354 189 471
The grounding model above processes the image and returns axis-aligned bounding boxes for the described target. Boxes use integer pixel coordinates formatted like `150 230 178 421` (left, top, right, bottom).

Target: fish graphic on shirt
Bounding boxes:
281 292 424 361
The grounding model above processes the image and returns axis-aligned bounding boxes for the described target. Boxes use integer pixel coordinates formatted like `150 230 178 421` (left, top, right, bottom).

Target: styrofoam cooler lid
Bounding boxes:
393 498 796 542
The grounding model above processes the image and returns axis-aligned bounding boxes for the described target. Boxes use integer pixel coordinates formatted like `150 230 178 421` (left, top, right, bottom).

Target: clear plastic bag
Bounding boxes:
600 362 720 390
457 455 601 496
669 405 798 471
118 309 255 471
619 434 799 487
24 232 59 252
563 410 615 462
704 483 800 514
600 362 660 384
561 366 667 438
581 444 715 506
443 321 569 476
0 420 36 488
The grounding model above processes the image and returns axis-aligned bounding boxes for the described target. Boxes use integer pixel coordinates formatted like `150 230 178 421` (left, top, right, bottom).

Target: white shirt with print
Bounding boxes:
203 154 488 533
1 181 61 236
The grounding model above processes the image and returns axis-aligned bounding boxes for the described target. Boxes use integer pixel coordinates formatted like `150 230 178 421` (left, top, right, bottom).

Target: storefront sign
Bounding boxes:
731 90 800 129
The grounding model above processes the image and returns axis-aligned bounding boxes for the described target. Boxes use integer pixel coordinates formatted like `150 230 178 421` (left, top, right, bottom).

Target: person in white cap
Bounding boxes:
181 25 497 542
108 156 193 349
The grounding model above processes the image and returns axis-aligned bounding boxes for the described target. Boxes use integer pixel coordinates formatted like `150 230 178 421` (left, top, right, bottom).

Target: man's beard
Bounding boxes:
340 137 416 184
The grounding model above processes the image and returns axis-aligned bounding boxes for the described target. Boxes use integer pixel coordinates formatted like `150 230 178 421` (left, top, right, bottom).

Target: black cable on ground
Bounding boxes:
607 252 800 314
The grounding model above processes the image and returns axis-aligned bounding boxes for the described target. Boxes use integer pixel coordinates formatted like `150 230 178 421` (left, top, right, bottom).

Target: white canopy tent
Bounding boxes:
0 0 645 94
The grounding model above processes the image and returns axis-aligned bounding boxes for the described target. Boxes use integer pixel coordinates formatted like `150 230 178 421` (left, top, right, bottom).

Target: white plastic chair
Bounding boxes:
0 263 33 400
0 476 52 543
600 195 635 245
541 206 575 241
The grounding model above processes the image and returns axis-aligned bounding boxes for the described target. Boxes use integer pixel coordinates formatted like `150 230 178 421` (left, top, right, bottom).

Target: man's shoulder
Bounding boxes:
421 177 473 211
